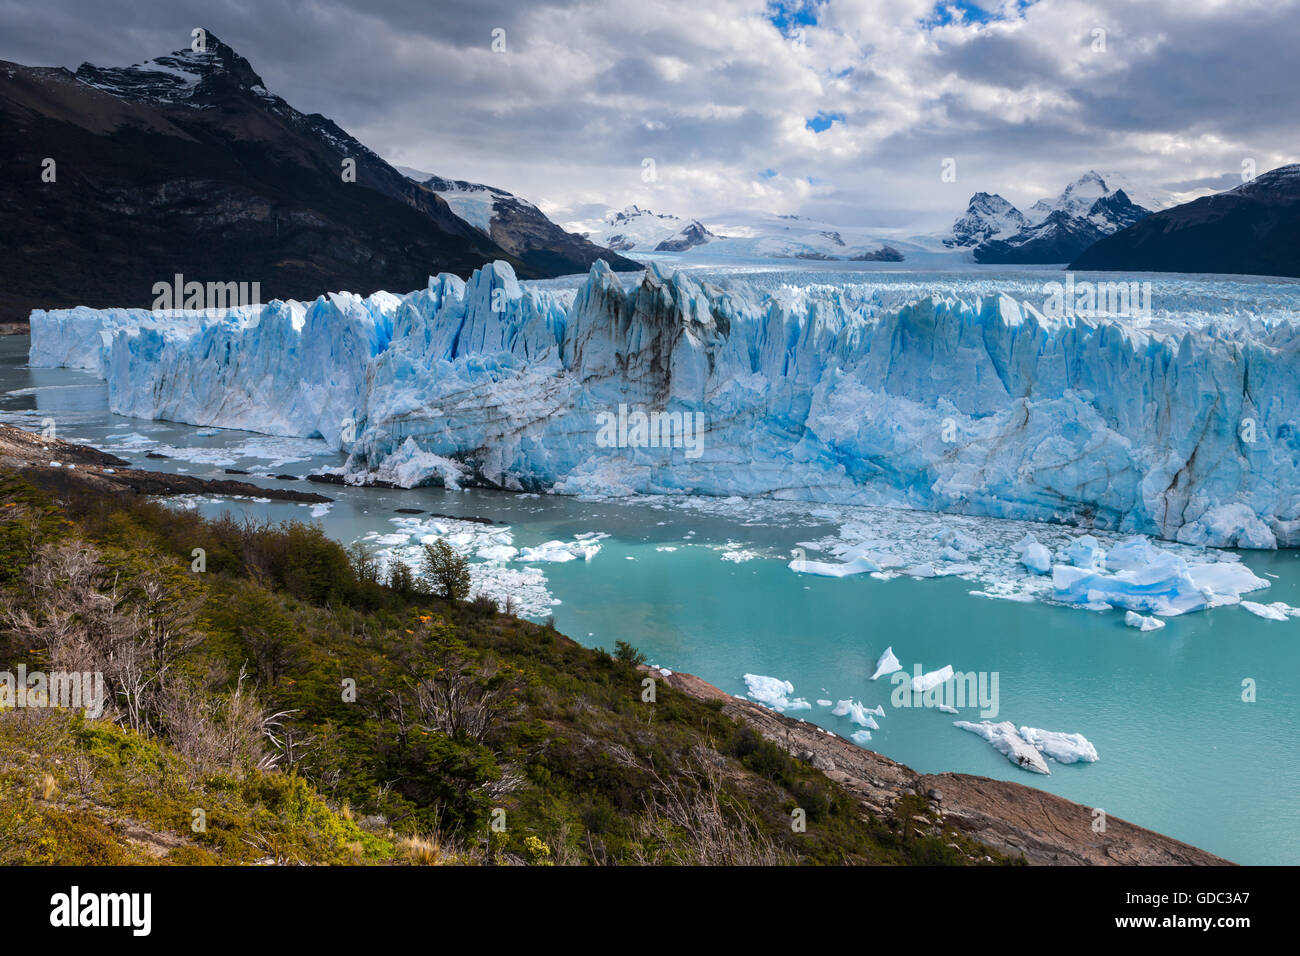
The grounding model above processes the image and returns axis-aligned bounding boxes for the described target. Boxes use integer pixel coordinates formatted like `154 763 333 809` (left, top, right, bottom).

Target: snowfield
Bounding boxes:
28 259 1300 548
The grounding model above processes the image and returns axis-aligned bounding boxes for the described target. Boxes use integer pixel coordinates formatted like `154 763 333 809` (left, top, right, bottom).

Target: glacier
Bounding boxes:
27 259 1300 548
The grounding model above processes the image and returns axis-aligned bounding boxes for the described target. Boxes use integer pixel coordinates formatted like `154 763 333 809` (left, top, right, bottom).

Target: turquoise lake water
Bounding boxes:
4 333 1298 864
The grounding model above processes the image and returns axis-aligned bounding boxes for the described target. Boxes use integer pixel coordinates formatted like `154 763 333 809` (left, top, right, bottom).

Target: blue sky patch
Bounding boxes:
805 111 844 133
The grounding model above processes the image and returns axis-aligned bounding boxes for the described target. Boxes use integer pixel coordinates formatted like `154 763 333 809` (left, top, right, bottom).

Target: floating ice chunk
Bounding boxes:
1063 535 1106 570
911 664 954 693
933 528 981 554
831 699 879 729
850 730 873 745
1124 610 1166 631
954 720 1051 775
1014 533 1052 575
309 502 332 518
1241 601 1298 621
517 538 602 562
1054 547 1267 617
870 646 901 680
789 554 879 577
476 544 519 562
1019 726 1099 764
937 704 958 714
816 699 833 707
743 674 810 712
1105 536 1166 573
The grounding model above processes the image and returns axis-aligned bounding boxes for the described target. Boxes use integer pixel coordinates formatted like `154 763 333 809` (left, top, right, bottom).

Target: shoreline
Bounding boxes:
649 665 1231 865
0 424 332 504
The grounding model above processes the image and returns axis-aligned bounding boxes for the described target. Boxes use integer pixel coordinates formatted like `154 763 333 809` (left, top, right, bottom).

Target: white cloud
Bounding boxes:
3 0 1297 229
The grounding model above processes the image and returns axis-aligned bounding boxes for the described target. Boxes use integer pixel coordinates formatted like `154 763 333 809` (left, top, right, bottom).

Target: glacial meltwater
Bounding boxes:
4 332 1298 865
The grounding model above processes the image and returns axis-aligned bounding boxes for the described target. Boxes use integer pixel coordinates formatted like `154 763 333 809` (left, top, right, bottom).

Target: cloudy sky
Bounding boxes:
2 0 1296 231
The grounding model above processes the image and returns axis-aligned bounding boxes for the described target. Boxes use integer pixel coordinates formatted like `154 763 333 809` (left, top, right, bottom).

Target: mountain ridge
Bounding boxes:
1069 164 1300 278
0 32 632 326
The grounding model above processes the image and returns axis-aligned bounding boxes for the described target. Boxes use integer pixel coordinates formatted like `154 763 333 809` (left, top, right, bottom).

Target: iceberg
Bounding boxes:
831 699 880 728
1015 533 1052 575
1241 600 1298 621
954 720 1051 775
789 554 880 577
870 646 901 681
1124 610 1166 631
911 664 954 693
743 674 810 712
1063 535 1106 570
1018 726 1100 764
1053 547 1267 616
30 261 1300 547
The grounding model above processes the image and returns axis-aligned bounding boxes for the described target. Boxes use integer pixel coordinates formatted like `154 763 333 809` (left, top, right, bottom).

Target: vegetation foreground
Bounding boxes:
0 469 1007 866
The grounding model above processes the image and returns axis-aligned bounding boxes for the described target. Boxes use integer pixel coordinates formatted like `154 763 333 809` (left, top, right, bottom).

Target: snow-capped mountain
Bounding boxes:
396 168 640 275
944 193 1028 248
33 261 1300 549
586 207 931 262
592 206 719 253
1071 163 1300 278
968 171 1160 264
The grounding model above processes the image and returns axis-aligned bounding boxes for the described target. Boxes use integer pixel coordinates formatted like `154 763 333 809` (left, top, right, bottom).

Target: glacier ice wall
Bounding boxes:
28 261 1300 548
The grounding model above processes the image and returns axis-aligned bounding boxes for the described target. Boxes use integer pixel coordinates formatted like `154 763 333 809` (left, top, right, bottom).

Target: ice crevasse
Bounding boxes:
28 259 1300 549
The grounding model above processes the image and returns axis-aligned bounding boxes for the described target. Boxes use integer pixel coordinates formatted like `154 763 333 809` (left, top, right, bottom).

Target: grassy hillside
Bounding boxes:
0 469 1008 865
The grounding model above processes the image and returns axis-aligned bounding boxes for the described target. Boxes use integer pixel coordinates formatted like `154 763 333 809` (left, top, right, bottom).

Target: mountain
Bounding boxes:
396 168 640 274
1069 164 1300 278
0 33 608 326
944 192 1027 248
594 205 720 253
966 172 1156 264
974 190 1151 264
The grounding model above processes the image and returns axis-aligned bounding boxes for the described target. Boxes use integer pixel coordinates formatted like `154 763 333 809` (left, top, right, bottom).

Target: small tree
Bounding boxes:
614 640 646 667
387 558 415 595
421 540 471 601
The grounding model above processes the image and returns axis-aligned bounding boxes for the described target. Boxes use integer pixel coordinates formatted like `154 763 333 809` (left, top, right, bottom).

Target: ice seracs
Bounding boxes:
31 260 1300 551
